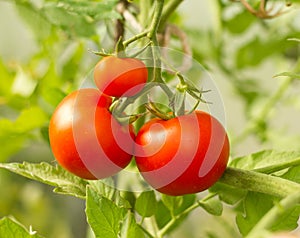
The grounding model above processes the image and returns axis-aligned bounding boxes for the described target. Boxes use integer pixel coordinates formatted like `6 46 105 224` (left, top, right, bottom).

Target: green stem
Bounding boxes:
158 0 184 32
219 167 300 198
246 191 300 238
112 82 156 114
123 30 150 47
158 202 198 237
158 193 215 237
147 0 165 39
150 43 174 99
147 0 174 99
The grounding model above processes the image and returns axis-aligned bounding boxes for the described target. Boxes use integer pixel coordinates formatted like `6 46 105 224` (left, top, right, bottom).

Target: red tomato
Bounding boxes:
135 111 230 196
93 56 148 97
49 88 135 180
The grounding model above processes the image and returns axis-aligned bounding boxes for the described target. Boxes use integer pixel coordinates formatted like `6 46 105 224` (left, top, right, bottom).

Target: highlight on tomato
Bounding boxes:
93 55 148 97
49 88 135 180
134 110 230 196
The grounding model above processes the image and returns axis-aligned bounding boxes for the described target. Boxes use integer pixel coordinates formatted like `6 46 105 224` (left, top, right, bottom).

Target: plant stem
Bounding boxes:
147 0 174 99
123 30 150 47
157 202 198 237
246 191 300 238
147 0 165 39
112 82 156 114
158 193 216 237
158 0 184 32
219 167 300 198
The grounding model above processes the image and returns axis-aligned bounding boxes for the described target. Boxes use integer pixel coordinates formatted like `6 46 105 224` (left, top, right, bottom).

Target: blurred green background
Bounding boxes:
1 0 300 237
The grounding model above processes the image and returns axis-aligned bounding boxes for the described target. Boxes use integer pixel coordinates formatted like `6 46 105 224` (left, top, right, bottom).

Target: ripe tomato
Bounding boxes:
93 56 148 97
135 111 229 196
49 88 135 180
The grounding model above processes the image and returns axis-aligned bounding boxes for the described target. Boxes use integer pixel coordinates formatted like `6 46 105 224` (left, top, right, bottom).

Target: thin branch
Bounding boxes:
239 0 290 19
158 0 184 32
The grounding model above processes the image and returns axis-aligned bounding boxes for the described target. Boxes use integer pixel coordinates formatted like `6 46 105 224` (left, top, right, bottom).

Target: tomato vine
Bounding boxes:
0 0 300 237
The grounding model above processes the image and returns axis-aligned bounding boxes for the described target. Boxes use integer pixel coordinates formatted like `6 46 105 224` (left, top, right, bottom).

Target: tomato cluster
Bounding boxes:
49 56 147 179
49 55 230 196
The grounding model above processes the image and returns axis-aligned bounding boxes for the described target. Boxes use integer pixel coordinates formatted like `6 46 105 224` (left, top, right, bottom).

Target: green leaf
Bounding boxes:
15 106 48 133
161 194 183 215
237 192 300 236
0 216 43 238
0 106 47 161
41 88 66 108
0 60 14 98
0 162 87 199
40 63 66 107
155 194 196 235
60 43 84 82
269 204 300 232
120 212 145 238
235 37 294 69
42 0 120 21
236 192 275 236
0 119 25 162
281 165 300 183
135 191 157 217
154 200 172 229
15 2 52 40
15 0 120 38
198 196 223 216
274 71 300 80
210 182 247 205
42 3 96 37
88 179 131 208
88 178 115 199
225 11 255 34
287 38 300 42
230 150 300 174
86 186 126 238
121 191 137 209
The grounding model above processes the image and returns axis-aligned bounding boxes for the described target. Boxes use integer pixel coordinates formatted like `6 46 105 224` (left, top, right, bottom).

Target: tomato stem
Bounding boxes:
123 30 150 47
158 0 184 32
145 101 173 120
147 0 164 39
115 36 126 57
158 193 215 237
219 167 300 198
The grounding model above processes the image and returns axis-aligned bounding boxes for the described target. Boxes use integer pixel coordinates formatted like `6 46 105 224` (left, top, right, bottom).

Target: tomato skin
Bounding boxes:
135 111 230 196
49 88 135 180
93 56 148 97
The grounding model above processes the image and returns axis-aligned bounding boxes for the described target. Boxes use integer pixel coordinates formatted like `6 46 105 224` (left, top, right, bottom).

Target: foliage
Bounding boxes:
1 0 300 237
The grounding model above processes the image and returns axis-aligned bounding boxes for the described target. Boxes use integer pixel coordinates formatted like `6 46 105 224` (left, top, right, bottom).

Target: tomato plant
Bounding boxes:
1 0 300 238
93 56 148 97
135 111 230 196
49 88 135 179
